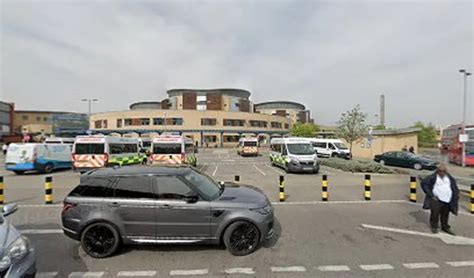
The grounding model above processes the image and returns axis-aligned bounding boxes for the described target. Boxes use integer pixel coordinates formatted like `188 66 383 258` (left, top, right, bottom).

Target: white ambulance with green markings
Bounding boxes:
270 137 320 173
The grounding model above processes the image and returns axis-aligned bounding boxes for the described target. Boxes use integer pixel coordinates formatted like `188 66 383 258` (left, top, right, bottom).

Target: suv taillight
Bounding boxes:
62 201 76 213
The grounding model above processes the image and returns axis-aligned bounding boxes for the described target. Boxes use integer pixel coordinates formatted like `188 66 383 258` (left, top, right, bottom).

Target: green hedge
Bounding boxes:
320 158 396 174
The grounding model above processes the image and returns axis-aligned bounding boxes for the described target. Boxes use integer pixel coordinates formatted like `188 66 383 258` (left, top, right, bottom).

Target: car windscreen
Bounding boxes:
334 142 348 150
287 143 315 155
142 141 151 148
243 141 257 147
74 143 105 154
183 170 220 200
153 143 181 154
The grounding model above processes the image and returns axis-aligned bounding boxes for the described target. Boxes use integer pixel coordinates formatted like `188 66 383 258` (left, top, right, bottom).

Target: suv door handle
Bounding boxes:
108 202 120 207
161 204 172 209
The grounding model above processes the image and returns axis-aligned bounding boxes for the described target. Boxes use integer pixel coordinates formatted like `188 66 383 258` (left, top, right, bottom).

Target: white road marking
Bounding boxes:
271 266 307 272
318 265 350 271
224 267 255 274
19 204 62 208
170 269 209 276
36 272 58 278
212 165 218 176
265 164 285 175
402 262 439 269
221 159 235 162
362 224 474 245
69 272 105 278
446 261 474 267
360 264 394 271
117 271 157 276
272 200 407 205
253 164 266 176
20 229 63 234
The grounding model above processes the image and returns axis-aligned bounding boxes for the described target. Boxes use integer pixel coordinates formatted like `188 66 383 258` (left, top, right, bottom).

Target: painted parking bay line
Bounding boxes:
446 261 474 267
402 262 439 269
318 265 350 272
117 271 157 276
253 163 266 176
36 272 59 278
361 223 474 245
170 269 208 276
20 229 63 235
360 264 394 271
271 266 307 272
224 267 255 274
68 272 105 278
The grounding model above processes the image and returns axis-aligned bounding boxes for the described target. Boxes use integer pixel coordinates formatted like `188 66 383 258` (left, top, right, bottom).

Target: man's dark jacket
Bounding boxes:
421 173 459 215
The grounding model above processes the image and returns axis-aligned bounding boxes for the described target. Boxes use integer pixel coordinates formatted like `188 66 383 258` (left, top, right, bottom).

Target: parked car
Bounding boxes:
374 151 438 170
0 203 36 277
62 166 274 258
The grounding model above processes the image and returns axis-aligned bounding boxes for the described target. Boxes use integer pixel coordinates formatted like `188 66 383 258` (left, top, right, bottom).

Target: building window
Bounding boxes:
124 119 132 126
103 120 108 129
36 116 41 121
140 118 150 125
204 135 217 143
249 120 268 128
284 123 289 129
22 115 28 120
223 119 245 127
153 118 164 125
117 119 122 128
223 135 240 142
201 118 217 126
43 117 48 122
167 118 183 125
271 122 282 129
94 120 103 129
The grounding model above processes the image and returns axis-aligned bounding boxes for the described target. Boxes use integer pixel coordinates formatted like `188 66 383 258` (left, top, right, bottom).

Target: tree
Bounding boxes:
412 121 438 144
337 105 368 152
290 122 320 137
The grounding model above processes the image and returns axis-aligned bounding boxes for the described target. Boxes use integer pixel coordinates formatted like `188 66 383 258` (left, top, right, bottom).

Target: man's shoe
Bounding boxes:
442 228 455 236
431 228 438 234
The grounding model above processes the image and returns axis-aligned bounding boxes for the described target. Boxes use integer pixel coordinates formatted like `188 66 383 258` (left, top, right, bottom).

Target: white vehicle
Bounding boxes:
44 137 75 145
5 143 72 174
237 137 259 156
139 137 152 151
270 137 319 173
150 135 197 166
72 135 146 171
306 138 352 159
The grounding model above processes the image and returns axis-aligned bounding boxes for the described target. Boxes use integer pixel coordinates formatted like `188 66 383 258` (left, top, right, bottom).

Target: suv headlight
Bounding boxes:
250 204 273 215
290 159 299 165
0 237 29 271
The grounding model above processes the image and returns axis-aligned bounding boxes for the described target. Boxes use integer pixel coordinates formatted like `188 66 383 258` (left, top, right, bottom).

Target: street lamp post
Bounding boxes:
459 69 471 167
81 99 98 117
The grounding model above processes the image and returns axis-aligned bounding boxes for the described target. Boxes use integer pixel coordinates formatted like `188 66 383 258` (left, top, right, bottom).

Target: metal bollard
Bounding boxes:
409 176 417 203
234 175 240 183
364 174 371 201
321 175 328 201
0 176 4 205
279 175 285 202
45 176 53 204
471 184 474 214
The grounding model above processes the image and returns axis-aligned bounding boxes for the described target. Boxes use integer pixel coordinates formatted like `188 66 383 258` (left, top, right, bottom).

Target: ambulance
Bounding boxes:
72 135 146 172
270 137 320 173
237 137 259 156
150 135 197 166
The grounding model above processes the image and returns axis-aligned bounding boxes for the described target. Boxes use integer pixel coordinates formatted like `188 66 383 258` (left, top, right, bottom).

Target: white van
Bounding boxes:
270 137 319 173
5 143 72 174
44 137 75 145
72 135 146 171
237 137 259 156
306 138 352 159
150 135 197 166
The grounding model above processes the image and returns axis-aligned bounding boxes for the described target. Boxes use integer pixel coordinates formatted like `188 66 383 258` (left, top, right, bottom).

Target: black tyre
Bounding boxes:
43 163 54 174
379 160 385 166
81 222 120 258
331 153 338 158
223 221 260 256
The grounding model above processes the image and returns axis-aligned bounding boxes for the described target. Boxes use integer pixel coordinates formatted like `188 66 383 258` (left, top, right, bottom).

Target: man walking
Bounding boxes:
421 164 459 235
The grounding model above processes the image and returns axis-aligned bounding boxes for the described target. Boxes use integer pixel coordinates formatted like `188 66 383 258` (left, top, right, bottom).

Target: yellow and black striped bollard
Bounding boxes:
234 175 240 183
364 174 371 201
279 175 285 202
409 176 417 202
470 184 474 214
321 175 328 201
0 176 4 205
45 176 53 204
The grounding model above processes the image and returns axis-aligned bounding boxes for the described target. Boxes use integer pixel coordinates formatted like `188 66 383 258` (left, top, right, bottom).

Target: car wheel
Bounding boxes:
331 153 338 158
81 222 120 258
379 160 385 166
284 163 290 173
224 221 260 256
43 163 54 174
413 163 422 170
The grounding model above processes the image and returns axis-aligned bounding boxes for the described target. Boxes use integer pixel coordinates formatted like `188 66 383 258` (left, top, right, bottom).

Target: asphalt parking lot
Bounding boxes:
1 149 473 277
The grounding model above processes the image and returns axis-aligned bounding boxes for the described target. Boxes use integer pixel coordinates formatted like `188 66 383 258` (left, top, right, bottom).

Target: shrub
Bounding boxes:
320 157 396 174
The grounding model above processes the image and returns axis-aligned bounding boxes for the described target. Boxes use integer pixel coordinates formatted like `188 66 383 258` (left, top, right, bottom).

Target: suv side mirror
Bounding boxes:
3 203 18 217
185 192 199 203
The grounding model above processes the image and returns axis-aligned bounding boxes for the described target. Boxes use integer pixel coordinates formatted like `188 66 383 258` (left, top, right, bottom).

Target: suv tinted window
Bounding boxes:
154 176 193 200
114 176 154 199
69 177 114 197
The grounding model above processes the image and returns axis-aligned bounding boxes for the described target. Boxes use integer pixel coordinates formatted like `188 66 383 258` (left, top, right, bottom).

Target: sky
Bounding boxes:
0 0 473 127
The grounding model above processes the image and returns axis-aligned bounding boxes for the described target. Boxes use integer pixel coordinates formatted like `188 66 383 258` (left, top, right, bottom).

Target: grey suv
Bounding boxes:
62 166 274 258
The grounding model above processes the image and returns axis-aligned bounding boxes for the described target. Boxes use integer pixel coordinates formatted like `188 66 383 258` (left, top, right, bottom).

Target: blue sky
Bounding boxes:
1 0 473 127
